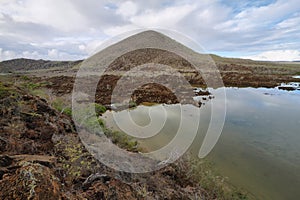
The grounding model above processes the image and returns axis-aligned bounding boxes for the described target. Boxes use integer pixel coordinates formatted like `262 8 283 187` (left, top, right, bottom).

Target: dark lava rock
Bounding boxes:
0 155 13 167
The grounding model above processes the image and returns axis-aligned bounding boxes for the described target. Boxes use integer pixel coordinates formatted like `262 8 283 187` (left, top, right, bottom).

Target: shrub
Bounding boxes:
51 98 65 112
93 103 106 116
129 100 137 108
0 82 10 99
62 107 72 117
173 155 250 200
22 82 41 91
51 98 72 117
102 127 139 152
28 83 40 90
21 75 30 81
73 102 140 152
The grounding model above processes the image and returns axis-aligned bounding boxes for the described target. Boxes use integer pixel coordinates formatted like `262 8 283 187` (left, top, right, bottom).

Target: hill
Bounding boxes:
0 58 82 73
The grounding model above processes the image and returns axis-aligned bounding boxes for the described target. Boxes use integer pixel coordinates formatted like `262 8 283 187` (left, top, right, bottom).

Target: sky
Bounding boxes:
0 0 299 61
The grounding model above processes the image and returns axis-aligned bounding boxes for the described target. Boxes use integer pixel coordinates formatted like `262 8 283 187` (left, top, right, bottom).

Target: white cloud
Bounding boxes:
218 0 300 32
0 48 42 61
276 13 300 29
0 48 16 61
48 49 58 59
0 47 83 61
242 50 300 61
1 0 89 32
22 51 39 58
0 0 300 61
130 4 196 28
77 40 106 55
103 24 139 36
116 1 138 18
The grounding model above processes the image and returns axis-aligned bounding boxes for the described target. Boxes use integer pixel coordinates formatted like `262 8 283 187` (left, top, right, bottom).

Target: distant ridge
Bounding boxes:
1 30 300 74
0 58 82 73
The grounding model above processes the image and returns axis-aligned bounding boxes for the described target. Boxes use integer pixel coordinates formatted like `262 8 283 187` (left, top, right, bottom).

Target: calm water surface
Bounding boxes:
103 88 300 200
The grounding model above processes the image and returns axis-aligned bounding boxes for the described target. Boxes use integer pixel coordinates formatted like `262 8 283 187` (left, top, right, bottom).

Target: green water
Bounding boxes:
102 88 300 199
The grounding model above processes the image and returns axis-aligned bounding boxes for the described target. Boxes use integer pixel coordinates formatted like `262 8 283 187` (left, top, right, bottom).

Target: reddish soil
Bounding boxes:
0 82 232 199
40 71 297 109
38 49 299 107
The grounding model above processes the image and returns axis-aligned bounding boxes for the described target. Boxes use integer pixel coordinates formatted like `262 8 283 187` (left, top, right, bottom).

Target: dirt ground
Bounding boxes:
0 80 244 200
23 49 299 107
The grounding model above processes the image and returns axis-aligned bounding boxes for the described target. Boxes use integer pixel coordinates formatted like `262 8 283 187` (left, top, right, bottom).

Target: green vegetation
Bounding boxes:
173 155 251 200
0 82 19 99
0 82 11 99
82 116 104 132
15 78 72 117
29 89 49 99
21 81 49 91
89 116 140 152
129 100 137 108
20 75 30 81
51 98 72 117
55 139 93 184
93 103 107 115
19 162 39 199
62 107 72 117
102 125 139 152
295 71 300 75
74 102 140 152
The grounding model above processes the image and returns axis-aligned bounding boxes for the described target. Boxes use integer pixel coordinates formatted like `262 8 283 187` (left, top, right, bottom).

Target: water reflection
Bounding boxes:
103 87 300 200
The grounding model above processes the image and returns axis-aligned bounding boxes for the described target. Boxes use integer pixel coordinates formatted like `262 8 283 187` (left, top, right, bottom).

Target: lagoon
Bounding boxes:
103 87 300 199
